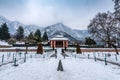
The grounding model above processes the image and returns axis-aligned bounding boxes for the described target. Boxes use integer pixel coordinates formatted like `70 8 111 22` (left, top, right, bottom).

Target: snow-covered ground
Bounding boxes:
0 48 120 80
0 46 53 50
0 41 11 46
75 52 120 64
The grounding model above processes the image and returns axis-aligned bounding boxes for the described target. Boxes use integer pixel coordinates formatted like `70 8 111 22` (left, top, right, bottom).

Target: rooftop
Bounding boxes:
50 35 68 41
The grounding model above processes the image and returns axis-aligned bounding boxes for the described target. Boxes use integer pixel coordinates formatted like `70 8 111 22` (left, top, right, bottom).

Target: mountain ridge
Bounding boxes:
0 16 89 41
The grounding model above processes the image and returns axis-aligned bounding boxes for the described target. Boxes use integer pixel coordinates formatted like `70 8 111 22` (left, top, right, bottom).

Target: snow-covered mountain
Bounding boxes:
44 23 89 40
0 16 89 41
0 16 43 35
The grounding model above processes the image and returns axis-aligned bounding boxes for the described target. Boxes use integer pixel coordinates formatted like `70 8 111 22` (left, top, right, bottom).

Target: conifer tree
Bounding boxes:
34 29 42 42
15 26 24 40
42 31 48 41
0 23 10 40
28 32 34 40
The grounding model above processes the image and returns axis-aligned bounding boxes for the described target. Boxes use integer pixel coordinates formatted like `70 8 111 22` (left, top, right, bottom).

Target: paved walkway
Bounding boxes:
56 48 64 59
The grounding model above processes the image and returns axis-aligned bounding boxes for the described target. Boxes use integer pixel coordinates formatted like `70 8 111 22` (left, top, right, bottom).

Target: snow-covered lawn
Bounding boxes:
76 52 120 64
0 58 120 80
0 48 120 80
0 41 11 46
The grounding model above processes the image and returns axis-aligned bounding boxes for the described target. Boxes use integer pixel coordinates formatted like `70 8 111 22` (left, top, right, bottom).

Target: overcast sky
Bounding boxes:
0 0 114 30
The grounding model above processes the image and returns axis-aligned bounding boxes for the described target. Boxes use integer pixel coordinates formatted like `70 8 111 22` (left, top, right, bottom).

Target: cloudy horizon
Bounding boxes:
0 0 114 30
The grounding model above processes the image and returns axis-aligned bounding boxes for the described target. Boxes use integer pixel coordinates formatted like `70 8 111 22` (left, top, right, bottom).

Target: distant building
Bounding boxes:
50 35 68 48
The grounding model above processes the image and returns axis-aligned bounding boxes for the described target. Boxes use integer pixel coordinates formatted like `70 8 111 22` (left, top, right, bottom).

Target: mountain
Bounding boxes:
0 16 89 41
44 23 89 41
0 16 43 35
48 31 77 41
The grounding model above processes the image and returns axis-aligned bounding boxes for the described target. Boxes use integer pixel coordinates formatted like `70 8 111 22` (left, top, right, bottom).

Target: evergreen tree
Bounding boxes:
42 31 48 41
28 32 36 43
28 32 34 40
15 26 24 40
85 37 96 46
0 23 10 40
34 29 42 42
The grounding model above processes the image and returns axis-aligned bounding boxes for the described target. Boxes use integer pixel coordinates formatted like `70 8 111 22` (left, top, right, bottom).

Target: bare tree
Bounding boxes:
113 0 120 21
113 0 120 46
88 12 119 47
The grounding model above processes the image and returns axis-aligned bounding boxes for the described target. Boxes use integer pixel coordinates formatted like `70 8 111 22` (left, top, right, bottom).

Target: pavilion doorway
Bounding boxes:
56 41 63 47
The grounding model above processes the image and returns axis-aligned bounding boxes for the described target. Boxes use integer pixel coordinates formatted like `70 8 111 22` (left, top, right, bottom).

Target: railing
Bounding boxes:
0 48 120 52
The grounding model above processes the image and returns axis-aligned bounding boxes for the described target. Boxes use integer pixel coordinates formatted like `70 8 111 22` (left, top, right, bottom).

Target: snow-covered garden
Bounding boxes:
0 48 120 80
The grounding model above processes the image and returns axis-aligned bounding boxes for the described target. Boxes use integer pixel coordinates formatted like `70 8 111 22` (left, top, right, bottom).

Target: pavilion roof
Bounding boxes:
50 35 68 41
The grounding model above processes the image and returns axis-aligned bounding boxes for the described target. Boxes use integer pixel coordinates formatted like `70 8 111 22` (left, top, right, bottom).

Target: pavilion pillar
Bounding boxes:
63 41 65 48
50 41 52 48
66 41 68 48
54 41 56 48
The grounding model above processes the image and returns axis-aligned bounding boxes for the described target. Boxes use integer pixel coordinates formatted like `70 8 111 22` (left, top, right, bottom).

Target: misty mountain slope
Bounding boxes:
0 16 89 41
0 16 43 35
0 16 10 24
24 25 43 35
44 23 89 40
44 23 72 35
74 29 90 38
8 21 25 34
48 31 77 41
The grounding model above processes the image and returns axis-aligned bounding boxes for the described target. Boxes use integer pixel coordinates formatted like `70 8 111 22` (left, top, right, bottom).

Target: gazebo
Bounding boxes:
50 35 68 48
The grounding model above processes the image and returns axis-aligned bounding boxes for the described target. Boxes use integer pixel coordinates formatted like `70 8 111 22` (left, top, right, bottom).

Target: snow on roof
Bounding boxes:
0 41 10 46
50 35 68 41
16 42 25 44
55 35 63 37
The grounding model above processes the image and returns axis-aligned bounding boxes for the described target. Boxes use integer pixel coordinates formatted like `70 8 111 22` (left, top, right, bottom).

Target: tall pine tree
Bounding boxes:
28 32 34 40
42 31 48 42
15 26 24 41
27 32 36 43
34 29 42 42
0 23 10 41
